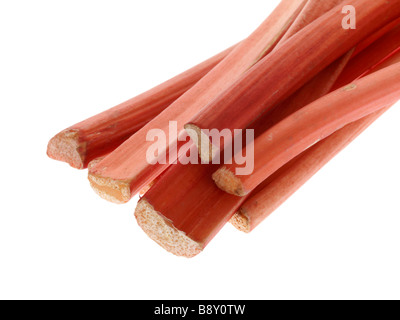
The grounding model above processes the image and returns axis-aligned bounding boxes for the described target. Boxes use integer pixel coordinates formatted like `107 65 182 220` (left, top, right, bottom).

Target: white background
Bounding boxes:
1 0 400 300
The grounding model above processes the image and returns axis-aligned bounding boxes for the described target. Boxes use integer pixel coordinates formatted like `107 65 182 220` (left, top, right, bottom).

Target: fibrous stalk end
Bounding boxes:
88 173 132 204
135 199 203 258
212 167 246 197
47 130 86 169
230 209 251 233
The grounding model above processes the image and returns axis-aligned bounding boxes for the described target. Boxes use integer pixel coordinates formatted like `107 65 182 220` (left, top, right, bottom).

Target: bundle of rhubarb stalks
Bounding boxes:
48 0 400 258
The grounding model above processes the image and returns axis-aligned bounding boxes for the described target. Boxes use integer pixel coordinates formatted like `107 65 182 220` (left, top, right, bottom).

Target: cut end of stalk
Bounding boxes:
230 209 251 233
212 167 247 197
135 199 203 258
88 173 131 204
47 130 86 169
184 124 218 163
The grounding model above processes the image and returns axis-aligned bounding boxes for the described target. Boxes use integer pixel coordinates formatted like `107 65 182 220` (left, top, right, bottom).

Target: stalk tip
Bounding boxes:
135 199 203 258
88 173 131 204
47 130 86 169
230 210 251 233
212 167 246 196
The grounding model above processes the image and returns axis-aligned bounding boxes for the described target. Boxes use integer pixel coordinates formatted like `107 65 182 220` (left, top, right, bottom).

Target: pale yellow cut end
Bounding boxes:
135 199 203 258
212 167 246 197
184 124 219 163
88 173 131 204
230 209 251 233
47 130 86 169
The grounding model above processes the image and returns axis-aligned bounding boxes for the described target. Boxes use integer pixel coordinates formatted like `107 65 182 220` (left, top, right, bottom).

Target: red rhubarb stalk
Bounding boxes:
212 62 400 197
135 153 243 257
46 46 235 169
231 107 390 232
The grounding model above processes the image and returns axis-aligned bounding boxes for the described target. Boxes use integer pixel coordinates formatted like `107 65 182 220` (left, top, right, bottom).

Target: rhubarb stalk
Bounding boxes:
213 62 400 197
231 107 391 233
47 46 234 169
